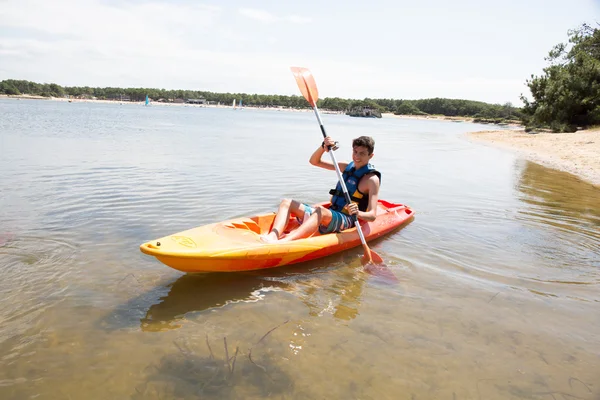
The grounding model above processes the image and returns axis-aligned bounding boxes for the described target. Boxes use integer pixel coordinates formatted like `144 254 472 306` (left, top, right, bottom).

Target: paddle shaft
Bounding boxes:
311 105 370 248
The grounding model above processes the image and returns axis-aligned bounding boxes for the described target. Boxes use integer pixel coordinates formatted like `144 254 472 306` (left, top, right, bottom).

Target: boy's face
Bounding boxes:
352 145 373 167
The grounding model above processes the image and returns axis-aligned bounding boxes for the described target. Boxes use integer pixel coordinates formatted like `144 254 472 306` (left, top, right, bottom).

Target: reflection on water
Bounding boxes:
1 99 599 399
518 160 600 231
139 254 375 332
515 161 600 289
140 273 291 331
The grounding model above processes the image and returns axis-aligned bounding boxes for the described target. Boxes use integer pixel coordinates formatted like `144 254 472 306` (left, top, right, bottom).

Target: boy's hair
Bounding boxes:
352 136 375 155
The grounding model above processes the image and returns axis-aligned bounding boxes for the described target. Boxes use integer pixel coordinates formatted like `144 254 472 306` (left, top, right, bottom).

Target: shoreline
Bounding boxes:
467 129 600 188
0 94 334 113
0 95 514 122
382 112 522 126
382 112 475 122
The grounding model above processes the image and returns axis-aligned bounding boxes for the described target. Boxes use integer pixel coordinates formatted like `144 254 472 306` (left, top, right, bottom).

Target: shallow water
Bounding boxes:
0 99 598 399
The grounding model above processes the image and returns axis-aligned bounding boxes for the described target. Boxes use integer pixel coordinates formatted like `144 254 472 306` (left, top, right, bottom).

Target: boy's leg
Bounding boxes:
280 206 333 242
262 199 307 242
318 209 355 235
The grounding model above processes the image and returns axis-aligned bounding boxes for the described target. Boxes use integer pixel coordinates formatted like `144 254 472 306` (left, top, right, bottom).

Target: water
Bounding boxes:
1 98 599 399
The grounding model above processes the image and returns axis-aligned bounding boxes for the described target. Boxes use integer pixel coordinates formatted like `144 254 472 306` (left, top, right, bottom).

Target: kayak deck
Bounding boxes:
140 199 414 272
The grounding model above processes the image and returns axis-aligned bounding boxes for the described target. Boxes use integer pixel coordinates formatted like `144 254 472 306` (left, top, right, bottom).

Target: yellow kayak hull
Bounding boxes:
140 200 414 272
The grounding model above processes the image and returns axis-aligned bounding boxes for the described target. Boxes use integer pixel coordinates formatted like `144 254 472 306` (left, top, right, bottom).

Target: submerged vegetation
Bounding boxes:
135 322 291 398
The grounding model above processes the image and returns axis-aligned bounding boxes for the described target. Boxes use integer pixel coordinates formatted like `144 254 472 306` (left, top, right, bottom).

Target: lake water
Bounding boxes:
0 98 599 399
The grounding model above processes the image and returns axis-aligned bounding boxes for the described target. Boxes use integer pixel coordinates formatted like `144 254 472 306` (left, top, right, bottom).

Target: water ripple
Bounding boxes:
0 236 77 348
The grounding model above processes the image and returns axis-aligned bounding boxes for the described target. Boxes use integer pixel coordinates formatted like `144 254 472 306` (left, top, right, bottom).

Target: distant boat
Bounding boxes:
145 95 150 106
239 99 243 109
232 99 236 109
346 107 382 118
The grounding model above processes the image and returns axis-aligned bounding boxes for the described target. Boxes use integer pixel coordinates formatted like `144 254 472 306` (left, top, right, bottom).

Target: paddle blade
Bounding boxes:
290 66 319 107
361 248 398 283
365 250 384 265
364 262 399 283
360 247 384 266
358 242 376 265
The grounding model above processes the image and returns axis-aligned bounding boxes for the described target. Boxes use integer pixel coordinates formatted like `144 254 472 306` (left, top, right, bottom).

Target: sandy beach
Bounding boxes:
468 129 600 187
382 112 474 122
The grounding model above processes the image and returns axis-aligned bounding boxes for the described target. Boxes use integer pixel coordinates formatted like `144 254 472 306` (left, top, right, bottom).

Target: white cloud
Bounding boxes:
0 1 314 91
286 16 312 24
0 0 595 104
0 0 222 59
0 0 228 76
238 8 278 23
1 1 221 35
237 7 312 24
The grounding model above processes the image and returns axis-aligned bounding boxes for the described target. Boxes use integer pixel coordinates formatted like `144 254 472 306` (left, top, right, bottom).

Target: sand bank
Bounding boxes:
468 129 600 187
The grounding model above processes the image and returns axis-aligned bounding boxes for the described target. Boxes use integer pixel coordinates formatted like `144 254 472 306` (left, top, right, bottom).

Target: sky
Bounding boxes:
0 0 598 104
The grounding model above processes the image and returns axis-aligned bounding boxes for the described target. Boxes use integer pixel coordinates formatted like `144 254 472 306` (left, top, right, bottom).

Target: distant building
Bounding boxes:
186 98 206 104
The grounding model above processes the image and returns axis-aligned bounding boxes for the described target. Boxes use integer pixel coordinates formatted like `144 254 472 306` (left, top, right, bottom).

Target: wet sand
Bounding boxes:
467 128 600 188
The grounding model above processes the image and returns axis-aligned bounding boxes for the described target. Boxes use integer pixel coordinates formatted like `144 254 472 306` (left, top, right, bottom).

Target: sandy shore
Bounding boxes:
382 112 524 128
468 129 600 187
382 112 474 122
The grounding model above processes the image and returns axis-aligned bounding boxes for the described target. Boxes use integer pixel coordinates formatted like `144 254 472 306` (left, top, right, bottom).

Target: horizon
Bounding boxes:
1 0 598 106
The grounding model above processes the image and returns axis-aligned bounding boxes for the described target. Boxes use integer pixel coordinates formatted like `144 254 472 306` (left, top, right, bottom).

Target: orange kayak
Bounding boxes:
140 199 414 273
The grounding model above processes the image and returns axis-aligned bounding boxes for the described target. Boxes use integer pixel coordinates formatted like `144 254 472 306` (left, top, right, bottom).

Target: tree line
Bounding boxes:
0 78 522 121
521 23 600 132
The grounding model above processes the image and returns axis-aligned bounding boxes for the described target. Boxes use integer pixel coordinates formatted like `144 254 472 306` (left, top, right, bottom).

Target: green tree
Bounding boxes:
395 102 422 115
0 81 21 95
521 23 600 132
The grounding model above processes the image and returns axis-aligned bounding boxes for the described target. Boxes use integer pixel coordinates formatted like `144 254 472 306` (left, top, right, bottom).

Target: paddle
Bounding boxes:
290 66 385 267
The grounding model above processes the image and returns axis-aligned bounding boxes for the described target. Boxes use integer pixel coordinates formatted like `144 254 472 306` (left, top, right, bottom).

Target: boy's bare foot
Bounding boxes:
259 232 279 243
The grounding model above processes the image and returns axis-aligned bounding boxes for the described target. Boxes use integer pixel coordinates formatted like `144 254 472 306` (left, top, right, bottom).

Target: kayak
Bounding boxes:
140 199 414 273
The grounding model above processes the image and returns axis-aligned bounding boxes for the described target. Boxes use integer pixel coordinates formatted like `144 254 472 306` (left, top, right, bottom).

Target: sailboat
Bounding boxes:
232 99 236 109
145 95 150 106
239 99 243 110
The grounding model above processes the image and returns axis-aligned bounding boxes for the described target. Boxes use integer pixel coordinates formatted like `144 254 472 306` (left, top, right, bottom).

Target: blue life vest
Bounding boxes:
329 162 381 213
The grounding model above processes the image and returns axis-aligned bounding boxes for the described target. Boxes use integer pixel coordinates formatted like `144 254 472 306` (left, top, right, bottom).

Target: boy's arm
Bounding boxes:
356 175 380 222
309 138 348 171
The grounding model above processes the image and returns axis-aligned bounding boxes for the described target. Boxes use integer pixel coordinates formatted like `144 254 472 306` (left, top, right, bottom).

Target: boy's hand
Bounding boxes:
322 136 339 152
345 203 359 215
